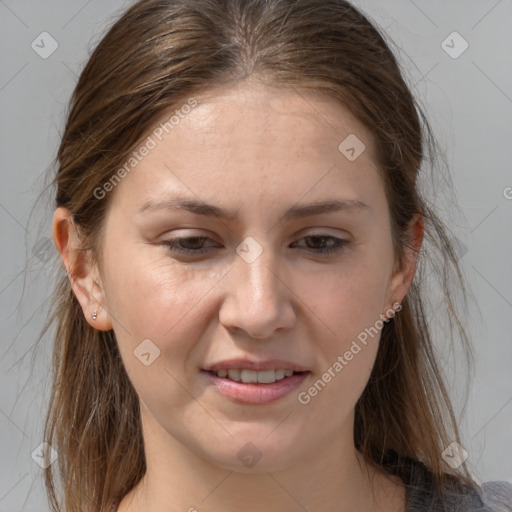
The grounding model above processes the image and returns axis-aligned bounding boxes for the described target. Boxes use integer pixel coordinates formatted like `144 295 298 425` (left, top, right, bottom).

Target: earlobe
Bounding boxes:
52 207 113 331
387 213 424 308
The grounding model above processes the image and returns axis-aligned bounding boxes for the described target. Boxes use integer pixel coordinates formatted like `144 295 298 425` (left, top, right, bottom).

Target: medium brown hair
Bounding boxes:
43 0 475 510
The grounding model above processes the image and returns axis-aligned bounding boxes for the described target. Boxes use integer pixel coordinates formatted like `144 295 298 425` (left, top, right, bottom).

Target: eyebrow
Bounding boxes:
137 195 369 221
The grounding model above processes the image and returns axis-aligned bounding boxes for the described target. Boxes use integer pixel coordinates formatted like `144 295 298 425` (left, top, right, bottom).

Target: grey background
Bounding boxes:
1 0 511 510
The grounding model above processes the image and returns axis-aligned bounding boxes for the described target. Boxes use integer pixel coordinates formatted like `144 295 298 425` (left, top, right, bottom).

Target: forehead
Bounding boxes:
164 81 376 159
108 80 383 213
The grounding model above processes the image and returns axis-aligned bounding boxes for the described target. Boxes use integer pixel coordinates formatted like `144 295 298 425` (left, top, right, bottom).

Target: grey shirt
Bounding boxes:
397 454 512 511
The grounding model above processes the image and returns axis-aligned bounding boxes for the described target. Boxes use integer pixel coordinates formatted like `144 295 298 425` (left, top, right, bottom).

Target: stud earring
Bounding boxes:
91 310 98 321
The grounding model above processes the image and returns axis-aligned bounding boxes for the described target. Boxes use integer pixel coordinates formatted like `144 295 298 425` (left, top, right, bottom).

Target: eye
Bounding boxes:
291 234 348 255
161 234 348 257
161 236 217 255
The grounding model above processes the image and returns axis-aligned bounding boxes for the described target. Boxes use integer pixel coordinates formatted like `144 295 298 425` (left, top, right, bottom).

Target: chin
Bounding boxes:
203 437 302 473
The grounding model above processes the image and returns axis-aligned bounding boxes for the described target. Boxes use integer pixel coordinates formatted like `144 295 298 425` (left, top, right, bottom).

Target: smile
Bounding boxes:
202 370 310 404
210 368 297 383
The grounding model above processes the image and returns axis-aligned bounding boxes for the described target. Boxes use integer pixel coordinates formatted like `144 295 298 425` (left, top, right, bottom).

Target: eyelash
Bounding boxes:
161 235 348 256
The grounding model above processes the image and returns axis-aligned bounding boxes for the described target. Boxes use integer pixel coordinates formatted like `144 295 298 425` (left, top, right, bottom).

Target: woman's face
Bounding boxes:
67 80 417 472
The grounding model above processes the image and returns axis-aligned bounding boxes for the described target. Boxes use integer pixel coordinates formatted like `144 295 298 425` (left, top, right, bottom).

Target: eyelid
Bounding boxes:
161 227 350 240
161 230 350 257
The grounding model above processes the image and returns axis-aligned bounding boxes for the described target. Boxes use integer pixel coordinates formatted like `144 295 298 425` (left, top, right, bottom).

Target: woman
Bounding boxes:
44 0 512 511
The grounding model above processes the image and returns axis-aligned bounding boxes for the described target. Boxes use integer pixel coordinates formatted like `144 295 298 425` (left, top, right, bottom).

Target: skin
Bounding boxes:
53 78 423 512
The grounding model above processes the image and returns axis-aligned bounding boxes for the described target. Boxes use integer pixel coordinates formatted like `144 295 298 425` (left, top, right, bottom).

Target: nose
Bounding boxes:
218 241 296 340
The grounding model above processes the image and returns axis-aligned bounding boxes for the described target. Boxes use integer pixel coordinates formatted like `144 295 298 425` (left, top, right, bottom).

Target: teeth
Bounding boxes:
241 369 258 383
275 369 285 380
227 369 241 381
214 369 297 383
256 370 276 384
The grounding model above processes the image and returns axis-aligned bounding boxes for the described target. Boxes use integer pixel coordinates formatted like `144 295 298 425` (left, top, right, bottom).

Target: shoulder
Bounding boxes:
480 480 512 511
426 479 512 512
383 452 512 512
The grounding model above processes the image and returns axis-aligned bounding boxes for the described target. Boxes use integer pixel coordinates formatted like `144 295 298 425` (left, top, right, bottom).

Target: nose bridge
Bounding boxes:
219 235 295 338
239 237 279 305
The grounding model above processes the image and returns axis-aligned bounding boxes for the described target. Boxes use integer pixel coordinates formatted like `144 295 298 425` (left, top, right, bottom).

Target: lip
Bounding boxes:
202 358 310 372
201 370 310 404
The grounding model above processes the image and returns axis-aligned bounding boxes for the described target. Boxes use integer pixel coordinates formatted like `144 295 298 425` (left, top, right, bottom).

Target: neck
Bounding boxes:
117 409 405 512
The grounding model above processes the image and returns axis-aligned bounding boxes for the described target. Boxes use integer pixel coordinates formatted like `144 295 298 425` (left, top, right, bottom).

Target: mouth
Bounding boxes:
200 369 311 404
203 368 307 384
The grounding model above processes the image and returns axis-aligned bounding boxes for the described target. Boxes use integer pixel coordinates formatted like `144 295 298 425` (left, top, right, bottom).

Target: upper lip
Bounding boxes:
203 358 310 372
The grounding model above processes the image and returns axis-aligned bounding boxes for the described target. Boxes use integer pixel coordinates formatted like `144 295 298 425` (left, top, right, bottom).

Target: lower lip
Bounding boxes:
201 371 310 404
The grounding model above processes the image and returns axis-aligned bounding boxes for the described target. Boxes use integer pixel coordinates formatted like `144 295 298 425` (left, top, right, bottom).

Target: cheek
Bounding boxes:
101 247 227 375
307 256 391 343
297 270 386 428
299 254 391 402
103 257 224 413
104 247 208 328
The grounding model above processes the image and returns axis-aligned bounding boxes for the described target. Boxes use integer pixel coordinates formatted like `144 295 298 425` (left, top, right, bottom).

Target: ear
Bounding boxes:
52 207 113 331
386 213 424 310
